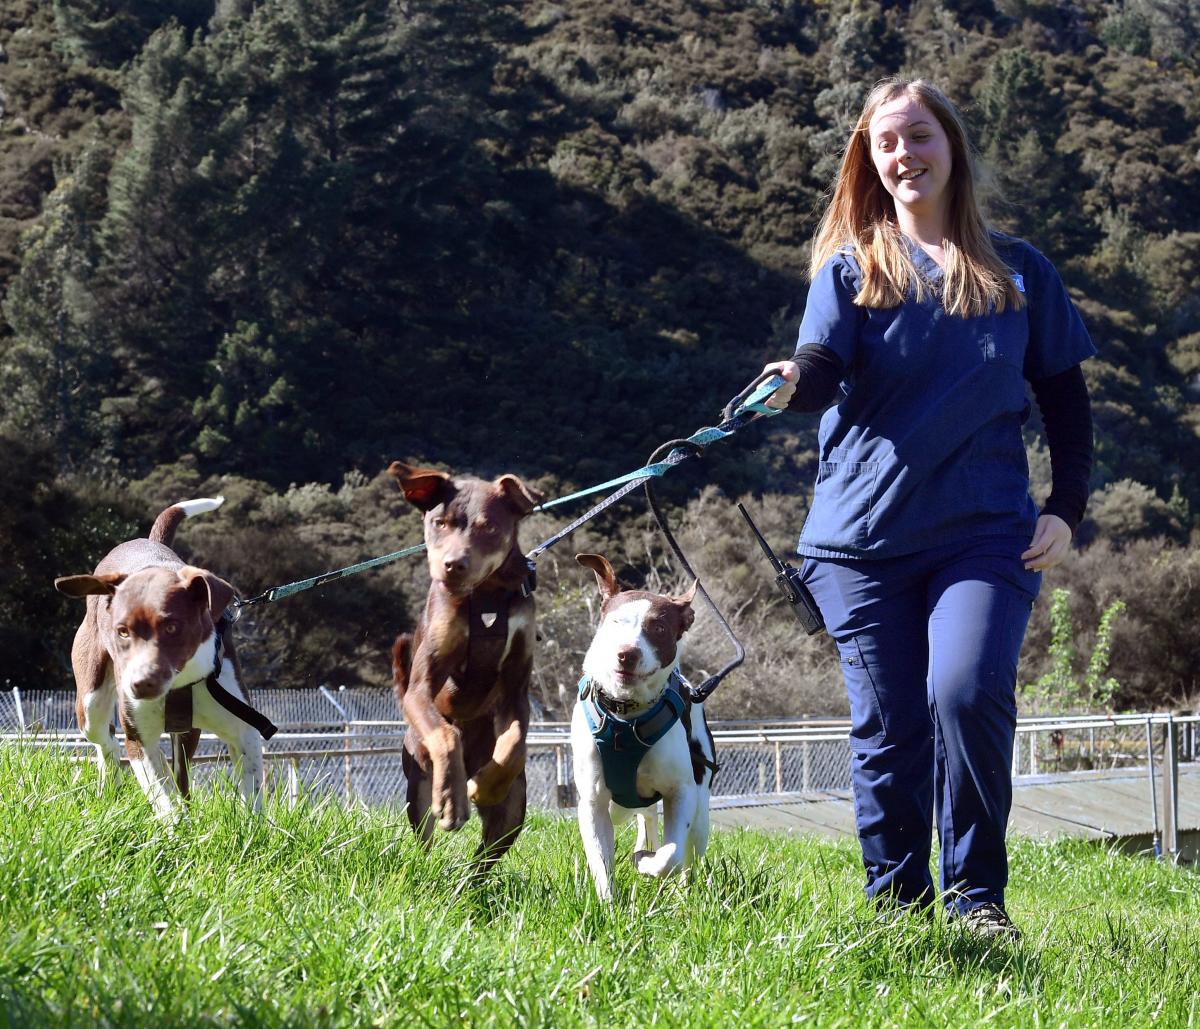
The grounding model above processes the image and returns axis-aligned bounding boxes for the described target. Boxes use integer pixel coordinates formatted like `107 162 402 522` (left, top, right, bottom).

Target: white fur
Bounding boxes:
124 694 176 820
176 496 225 518
192 656 264 814
571 601 714 901
98 632 265 821
81 675 122 788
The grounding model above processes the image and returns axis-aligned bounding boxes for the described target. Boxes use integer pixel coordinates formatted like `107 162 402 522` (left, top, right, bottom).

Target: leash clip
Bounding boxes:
520 558 538 597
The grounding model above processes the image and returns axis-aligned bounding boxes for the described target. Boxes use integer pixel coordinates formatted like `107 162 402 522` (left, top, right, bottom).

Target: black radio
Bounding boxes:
737 502 825 636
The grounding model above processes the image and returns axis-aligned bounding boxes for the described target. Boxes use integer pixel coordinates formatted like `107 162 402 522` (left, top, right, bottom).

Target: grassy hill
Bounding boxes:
1 745 1197 1026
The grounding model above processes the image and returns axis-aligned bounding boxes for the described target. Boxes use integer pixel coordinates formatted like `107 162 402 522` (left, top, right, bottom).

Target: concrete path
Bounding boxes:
711 766 1200 860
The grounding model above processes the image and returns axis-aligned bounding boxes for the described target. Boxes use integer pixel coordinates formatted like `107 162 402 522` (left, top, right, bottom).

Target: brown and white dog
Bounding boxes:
571 553 715 900
388 461 543 871
55 497 266 820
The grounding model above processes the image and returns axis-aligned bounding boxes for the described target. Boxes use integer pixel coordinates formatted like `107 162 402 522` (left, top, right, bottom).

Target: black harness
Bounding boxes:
164 617 278 739
458 562 536 685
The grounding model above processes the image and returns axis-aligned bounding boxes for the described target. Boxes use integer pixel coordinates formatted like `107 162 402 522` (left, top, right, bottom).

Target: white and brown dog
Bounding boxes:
571 553 717 900
55 497 274 820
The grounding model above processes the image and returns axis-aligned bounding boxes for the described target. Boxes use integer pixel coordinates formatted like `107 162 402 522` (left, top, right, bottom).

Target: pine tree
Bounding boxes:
53 0 213 67
0 144 112 468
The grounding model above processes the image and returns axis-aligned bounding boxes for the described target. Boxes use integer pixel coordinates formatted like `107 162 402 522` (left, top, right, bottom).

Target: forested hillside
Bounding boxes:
2 0 1197 714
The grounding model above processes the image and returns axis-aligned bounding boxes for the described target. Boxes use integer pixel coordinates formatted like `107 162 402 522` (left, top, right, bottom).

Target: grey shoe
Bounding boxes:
956 903 1021 942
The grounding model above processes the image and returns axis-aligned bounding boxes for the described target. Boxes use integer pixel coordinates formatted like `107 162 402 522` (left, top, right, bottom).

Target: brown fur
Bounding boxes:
55 502 238 801
387 462 544 871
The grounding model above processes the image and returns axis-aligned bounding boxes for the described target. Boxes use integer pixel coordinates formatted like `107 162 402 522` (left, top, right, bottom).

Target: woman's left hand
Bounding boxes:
1021 514 1073 571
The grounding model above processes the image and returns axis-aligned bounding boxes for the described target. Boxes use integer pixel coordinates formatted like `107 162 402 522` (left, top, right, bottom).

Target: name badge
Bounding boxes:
1012 273 1025 293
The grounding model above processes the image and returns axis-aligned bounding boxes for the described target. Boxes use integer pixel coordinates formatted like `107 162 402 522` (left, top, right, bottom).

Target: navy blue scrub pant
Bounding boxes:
803 535 1041 913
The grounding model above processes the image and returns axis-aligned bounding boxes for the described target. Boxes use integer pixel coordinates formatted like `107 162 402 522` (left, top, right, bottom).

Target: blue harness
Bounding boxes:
578 670 687 809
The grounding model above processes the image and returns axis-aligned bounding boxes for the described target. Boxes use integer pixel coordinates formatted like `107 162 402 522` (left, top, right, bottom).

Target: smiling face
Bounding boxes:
582 592 694 707
867 93 953 229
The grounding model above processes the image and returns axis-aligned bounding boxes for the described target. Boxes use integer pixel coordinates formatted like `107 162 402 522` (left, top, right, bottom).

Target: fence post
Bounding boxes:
1163 716 1179 860
318 685 354 802
1012 729 1020 777
555 745 575 808
802 741 811 792
288 758 300 809
1029 730 1038 776
1146 717 1162 859
12 687 26 732
774 741 783 793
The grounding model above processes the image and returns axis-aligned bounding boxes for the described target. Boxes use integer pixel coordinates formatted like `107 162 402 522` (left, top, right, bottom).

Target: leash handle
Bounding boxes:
721 372 787 424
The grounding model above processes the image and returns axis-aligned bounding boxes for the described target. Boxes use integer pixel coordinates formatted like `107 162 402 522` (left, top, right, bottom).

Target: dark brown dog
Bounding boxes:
388 461 544 869
54 497 266 820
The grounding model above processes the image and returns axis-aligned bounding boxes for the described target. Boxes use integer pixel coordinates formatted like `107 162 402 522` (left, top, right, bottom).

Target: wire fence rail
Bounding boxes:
4 688 1197 857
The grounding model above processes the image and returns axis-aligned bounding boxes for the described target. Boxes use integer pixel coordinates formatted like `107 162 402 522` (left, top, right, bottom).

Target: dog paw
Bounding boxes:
634 844 681 878
466 776 508 807
434 791 470 831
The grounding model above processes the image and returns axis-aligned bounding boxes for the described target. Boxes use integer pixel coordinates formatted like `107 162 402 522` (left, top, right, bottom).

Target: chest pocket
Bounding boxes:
980 307 1028 369
801 448 879 551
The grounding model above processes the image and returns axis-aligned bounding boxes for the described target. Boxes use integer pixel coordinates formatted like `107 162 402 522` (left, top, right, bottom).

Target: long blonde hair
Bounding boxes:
811 78 1023 317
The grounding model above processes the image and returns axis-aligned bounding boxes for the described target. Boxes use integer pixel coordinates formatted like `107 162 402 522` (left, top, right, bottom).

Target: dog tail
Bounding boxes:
391 633 413 702
150 496 226 546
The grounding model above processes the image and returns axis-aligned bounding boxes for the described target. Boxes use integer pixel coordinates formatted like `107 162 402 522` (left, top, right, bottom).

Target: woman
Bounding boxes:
763 78 1094 938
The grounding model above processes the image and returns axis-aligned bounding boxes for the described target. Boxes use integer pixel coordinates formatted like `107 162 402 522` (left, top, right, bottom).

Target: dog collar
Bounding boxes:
578 670 687 809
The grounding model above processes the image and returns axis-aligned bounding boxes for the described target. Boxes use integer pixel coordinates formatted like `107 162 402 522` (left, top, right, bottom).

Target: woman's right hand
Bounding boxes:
762 361 800 410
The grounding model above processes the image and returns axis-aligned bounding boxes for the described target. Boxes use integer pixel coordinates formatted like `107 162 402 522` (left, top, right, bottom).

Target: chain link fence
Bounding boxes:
4 688 1195 813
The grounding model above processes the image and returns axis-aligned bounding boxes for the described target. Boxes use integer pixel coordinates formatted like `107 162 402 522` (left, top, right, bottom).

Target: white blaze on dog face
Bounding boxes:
102 568 218 699
582 592 694 706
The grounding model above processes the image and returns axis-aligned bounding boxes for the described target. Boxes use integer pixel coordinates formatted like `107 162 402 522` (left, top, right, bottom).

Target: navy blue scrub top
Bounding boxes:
794 234 1096 560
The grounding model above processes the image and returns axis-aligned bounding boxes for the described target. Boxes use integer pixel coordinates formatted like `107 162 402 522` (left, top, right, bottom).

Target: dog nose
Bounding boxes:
616 646 638 669
129 676 163 699
443 555 468 575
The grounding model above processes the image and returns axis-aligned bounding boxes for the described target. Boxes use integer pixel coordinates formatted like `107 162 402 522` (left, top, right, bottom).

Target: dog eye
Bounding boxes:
116 626 130 640
431 517 447 530
163 622 179 635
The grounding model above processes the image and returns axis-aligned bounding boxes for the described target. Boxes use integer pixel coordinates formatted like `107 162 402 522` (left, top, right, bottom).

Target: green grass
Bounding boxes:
1 745 1197 1027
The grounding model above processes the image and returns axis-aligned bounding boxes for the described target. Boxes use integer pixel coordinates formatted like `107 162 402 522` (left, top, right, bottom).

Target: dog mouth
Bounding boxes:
434 570 485 597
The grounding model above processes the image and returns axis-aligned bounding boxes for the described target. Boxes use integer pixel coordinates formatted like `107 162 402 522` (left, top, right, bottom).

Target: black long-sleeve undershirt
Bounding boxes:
784 344 1094 532
1028 364 1093 531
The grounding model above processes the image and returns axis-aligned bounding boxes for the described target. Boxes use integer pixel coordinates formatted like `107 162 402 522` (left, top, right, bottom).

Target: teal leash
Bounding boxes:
526 373 784 558
231 374 786 616
231 542 429 616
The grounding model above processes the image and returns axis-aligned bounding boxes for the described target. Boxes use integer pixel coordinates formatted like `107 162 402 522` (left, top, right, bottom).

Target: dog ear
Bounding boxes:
179 567 237 619
54 573 126 598
388 461 453 512
674 580 699 635
495 474 544 516
675 579 699 606
575 553 621 601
